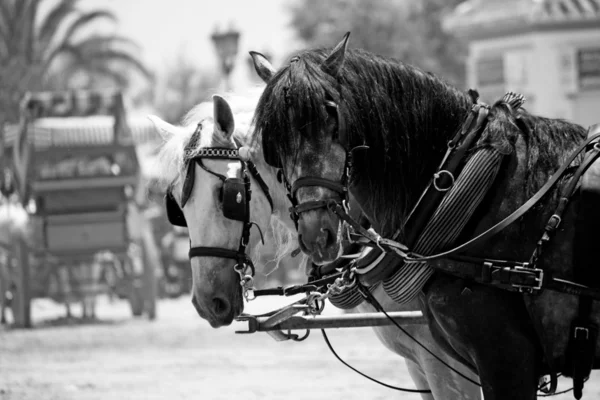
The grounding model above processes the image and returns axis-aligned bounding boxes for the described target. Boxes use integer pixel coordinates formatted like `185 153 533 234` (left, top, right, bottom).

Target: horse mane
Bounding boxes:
253 47 473 235
253 46 588 238
476 102 586 197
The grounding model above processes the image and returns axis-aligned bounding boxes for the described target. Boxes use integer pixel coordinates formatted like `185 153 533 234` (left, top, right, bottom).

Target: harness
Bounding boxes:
165 122 274 299
265 90 600 396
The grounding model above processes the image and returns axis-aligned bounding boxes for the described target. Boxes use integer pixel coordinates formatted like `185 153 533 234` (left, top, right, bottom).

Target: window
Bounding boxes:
476 56 505 87
577 48 600 91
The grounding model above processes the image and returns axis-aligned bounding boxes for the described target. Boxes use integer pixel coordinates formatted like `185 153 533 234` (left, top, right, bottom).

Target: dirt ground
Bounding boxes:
1 296 599 400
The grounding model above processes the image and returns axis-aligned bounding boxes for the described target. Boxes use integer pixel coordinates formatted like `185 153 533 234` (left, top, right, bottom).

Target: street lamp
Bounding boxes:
211 24 240 92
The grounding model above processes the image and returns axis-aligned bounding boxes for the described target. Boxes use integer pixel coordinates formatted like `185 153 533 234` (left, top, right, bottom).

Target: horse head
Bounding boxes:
249 35 354 265
151 93 294 328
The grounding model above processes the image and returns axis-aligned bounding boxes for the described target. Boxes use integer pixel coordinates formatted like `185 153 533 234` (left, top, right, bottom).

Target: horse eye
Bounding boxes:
326 109 339 140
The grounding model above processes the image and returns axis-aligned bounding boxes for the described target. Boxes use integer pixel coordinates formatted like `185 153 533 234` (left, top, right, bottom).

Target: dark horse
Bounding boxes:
250 33 600 399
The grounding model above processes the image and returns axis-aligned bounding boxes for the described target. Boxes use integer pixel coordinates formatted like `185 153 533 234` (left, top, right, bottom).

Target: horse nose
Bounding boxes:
192 292 231 321
298 212 335 253
211 296 231 318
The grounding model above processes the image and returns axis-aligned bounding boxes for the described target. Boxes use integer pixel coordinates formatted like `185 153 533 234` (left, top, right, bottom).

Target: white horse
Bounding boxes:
149 90 481 400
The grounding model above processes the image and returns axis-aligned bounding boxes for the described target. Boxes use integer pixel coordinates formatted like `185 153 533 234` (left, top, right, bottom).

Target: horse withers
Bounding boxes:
250 33 600 399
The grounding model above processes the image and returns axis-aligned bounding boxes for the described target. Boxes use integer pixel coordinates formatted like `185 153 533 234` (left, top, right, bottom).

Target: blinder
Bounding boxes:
221 177 247 221
165 191 187 227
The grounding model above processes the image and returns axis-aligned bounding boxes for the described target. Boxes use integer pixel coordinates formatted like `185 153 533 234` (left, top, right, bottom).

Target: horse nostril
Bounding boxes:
212 296 231 317
298 234 312 252
323 227 335 248
316 227 335 250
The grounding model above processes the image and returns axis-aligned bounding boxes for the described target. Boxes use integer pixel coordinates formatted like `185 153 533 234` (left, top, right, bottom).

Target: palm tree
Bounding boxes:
0 0 153 123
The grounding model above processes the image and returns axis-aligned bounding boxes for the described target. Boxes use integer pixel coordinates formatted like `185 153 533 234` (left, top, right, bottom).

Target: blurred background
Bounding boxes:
0 0 599 399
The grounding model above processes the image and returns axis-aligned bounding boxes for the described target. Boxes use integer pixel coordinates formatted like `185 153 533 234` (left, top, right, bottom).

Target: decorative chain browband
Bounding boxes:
194 147 240 159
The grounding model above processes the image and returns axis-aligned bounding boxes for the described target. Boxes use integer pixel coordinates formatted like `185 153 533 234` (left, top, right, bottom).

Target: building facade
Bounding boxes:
446 0 600 128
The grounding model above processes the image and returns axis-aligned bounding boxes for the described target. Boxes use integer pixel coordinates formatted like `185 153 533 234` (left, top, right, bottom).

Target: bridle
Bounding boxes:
264 100 365 228
165 122 274 299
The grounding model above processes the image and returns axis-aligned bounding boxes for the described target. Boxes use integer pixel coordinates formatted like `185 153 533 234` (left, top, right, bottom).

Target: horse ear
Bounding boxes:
322 32 350 77
148 115 176 142
249 51 275 83
212 95 235 139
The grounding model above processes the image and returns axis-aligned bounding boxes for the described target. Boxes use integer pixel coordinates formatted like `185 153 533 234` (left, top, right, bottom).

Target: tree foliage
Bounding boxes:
0 0 152 124
288 0 466 87
152 52 220 124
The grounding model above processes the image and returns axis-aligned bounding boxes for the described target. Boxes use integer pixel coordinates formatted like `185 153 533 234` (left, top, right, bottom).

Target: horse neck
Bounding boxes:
352 83 472 236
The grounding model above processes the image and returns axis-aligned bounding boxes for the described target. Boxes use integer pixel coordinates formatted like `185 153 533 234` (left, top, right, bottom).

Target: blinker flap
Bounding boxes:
222 178 247 221
165 192 187 227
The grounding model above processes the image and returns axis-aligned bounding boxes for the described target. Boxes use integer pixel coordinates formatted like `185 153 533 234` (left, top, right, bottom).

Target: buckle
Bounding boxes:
512 265 544 293
433 170 455 192
575 326 589 340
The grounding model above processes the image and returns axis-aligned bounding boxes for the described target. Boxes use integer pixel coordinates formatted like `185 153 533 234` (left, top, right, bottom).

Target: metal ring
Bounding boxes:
242 275 254 287
292 329 310 342
433 170 455 192
244 288 256 301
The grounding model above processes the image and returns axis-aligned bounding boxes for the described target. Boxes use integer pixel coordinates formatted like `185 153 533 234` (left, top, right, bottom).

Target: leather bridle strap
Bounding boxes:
189 246 248 261
291 176 347 197
288 146 368 219
189 246 256 277
247 160 274 211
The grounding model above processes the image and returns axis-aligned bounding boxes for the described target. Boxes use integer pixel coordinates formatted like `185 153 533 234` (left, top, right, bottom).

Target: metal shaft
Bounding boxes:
245 311 425 333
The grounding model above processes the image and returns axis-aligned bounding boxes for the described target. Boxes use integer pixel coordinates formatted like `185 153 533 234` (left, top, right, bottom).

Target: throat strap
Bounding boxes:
189 247 244 260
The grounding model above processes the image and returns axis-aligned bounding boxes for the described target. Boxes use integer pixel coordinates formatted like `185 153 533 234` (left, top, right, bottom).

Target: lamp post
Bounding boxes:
211 24 240 92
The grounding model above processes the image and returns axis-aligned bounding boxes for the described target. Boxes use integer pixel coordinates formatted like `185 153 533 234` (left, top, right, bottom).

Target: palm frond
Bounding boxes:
71 34 142 53
37 0 78 44
41 42 84 72
22 0 42 62
59 10 117 42
42 35 148 78
84 49 153 81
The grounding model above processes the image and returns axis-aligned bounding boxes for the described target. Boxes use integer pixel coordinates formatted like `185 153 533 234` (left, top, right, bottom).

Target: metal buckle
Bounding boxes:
512 265 544 293
433 170 455 192
575 326 589 340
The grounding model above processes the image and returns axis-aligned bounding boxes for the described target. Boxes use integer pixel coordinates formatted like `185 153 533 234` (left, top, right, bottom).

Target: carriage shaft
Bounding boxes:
238 311 425 334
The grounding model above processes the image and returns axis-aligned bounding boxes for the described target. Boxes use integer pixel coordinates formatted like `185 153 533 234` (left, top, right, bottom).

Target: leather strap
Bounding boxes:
404 131 600 263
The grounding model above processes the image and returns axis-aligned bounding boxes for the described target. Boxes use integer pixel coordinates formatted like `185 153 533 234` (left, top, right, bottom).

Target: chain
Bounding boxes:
305 267 357 313
234 262 256 301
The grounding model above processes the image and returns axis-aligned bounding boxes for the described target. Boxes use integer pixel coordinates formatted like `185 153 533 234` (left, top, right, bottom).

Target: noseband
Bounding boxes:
165 122 274 298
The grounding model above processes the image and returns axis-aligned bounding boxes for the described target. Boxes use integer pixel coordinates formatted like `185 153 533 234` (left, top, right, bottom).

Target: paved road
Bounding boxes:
0 296 598 399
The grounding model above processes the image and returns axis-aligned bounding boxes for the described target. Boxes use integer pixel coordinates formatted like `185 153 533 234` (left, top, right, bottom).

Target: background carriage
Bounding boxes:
0 89 162 326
